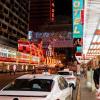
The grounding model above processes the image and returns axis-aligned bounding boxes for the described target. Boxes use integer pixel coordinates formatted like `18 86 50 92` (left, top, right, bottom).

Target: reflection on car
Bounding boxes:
0 74 72 100
58 69 77 89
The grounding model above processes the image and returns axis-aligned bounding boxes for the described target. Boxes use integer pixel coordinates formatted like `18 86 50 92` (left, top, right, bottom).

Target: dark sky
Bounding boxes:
54 0 72 17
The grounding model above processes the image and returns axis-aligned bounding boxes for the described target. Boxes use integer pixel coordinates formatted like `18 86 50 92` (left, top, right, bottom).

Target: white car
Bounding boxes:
58 69 77 89
0 74 72 100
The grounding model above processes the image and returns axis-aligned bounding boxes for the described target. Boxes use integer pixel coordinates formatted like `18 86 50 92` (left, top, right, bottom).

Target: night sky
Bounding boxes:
54 0 72 17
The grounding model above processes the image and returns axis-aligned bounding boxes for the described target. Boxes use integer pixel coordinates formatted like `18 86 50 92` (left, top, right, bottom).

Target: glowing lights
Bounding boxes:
50 0 55 22
92 35 99 43
83 0 100 55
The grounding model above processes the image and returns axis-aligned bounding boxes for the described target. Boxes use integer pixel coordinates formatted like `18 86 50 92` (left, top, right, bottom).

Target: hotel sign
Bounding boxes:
73 0 83 38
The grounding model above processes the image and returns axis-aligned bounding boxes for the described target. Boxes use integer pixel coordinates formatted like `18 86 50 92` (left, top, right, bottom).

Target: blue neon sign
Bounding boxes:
73 0 83 38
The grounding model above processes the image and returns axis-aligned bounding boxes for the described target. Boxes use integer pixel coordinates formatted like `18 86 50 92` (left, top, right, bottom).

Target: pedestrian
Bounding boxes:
80 67 83 77
45 66 48 72
93 62 100 89
32 66 36 74
13 64 17 75
25 65 28 71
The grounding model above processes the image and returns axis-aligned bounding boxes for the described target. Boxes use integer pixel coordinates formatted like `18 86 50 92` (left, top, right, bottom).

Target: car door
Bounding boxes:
58 77 72 100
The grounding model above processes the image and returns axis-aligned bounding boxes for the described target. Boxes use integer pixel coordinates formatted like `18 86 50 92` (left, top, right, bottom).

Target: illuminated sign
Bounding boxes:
50 0 55 22
32 56 40 62
73 0 83 38
0 48 16 58
28 31 33 40
77 46 82 52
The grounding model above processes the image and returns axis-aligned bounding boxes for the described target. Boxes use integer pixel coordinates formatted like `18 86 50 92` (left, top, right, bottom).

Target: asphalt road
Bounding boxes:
0 72 27 90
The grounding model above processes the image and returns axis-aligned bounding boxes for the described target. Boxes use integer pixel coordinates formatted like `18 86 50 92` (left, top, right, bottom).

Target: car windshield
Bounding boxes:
58 72 72 75
3 79 53 92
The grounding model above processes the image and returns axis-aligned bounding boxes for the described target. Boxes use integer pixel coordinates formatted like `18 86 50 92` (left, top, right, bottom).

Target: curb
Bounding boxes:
77 78 81 100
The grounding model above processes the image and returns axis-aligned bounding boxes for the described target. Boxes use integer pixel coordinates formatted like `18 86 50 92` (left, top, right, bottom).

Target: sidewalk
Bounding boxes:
80 78 96 100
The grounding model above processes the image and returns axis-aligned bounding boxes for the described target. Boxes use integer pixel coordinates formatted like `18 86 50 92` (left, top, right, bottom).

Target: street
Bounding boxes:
80 77 96 100
0 73 96 100
0 72 26 90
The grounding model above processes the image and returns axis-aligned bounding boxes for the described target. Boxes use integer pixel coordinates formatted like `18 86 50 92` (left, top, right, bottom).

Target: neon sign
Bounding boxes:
73 0 83 38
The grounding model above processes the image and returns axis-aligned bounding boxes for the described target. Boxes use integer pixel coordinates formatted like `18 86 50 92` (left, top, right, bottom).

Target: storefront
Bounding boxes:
0 44 17 72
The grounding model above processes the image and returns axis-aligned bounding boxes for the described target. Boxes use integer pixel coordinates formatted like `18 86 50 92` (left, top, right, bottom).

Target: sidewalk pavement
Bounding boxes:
80 78 96 100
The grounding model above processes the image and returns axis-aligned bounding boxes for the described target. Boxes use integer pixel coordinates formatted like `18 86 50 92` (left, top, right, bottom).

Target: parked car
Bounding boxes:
0 74 72 100
57 69 77 89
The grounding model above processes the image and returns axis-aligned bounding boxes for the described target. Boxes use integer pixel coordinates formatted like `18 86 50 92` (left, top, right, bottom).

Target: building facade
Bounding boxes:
29 0 50 31
0 0 29 48
29 0 72 32
29 0 73 64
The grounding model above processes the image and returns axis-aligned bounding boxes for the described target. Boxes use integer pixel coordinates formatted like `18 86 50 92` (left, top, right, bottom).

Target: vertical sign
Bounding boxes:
50 0 55 22
73 0 83 38
81 9 84 25
28 31 33 41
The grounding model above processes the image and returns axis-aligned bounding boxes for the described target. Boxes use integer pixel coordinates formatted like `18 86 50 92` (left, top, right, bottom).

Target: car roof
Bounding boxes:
16 74 58 80
58 70 70 72
58 70 73 73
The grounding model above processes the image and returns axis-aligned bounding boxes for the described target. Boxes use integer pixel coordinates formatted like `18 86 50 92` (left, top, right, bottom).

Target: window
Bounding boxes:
3 79 53 92
3 32 8 38
3 79 31 91
58 77 68 90
0 4 2 10
5 17 9 23
4 8 8 14
30 79 53 92
58 72 72 75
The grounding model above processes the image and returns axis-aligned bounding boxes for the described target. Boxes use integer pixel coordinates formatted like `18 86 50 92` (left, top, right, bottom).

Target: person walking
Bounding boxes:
32 66 36 74
13 64 17 75
93 63 100 89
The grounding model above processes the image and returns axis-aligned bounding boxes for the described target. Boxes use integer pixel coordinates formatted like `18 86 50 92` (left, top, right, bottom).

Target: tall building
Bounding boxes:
29 0 50 31
29 0 72 32
0 0 29 48
29 0 74 63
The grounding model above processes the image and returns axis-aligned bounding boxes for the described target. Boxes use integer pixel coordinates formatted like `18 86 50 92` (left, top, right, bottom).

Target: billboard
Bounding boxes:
73 0 83 38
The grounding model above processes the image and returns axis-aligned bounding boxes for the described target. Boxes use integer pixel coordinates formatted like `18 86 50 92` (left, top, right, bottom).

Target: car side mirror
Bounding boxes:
69 83 73 87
